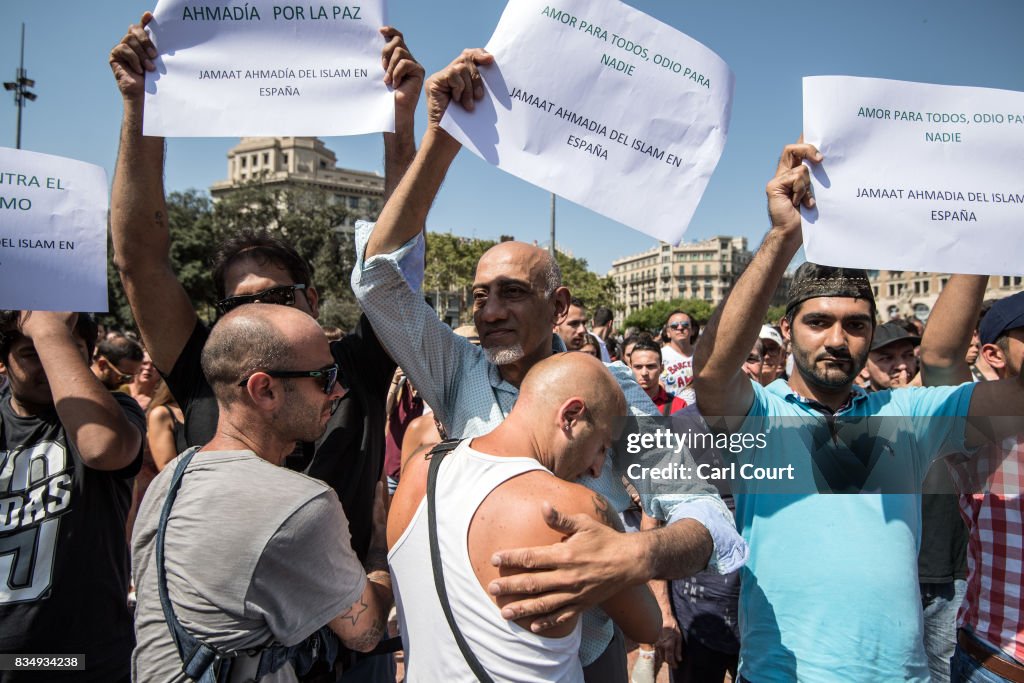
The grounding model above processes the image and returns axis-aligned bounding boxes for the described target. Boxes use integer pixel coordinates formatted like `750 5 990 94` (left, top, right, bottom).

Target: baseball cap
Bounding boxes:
759 324 784 348
979 292 1024 346
870 321 921 352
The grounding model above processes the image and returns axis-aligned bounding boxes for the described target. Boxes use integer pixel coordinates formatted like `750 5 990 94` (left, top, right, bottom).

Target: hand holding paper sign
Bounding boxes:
109 13 158 103
380 27 424 124
767 138 822 242
425 49 493 130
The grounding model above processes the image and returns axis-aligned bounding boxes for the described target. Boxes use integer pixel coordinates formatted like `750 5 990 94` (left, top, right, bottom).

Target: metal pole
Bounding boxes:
549 192 556 257
15 24 25 149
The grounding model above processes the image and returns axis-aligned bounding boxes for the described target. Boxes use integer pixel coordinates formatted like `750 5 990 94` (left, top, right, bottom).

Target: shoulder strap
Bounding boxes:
426 440 494 683
156 447 230 683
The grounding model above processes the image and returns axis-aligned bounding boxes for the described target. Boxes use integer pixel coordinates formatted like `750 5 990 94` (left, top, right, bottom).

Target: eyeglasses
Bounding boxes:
668 322 691 330
100 356 135 384
238 363 343 395
216 284 307 315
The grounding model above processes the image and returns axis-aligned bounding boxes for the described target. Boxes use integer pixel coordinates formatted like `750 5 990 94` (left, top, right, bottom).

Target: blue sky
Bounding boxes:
2 0 1022 274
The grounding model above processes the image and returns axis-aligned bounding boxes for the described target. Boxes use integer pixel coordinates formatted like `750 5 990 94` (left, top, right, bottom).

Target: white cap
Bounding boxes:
759 324 783 347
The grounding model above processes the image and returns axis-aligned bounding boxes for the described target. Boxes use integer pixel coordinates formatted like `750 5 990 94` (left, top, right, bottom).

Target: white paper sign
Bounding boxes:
441 0 734 244
803 76 1024 275
144 0 394 137
0 148 109 312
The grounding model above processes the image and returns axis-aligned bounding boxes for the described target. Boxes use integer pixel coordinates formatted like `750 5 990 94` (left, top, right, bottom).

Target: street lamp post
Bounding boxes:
549 192 556 258
3 24 38 149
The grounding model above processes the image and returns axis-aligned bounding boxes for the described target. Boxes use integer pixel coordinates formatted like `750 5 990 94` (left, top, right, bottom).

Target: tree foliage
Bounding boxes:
101 183 369 331
622 298 716 333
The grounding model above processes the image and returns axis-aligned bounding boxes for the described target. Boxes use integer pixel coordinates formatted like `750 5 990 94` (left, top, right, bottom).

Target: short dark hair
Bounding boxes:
212 231 314 300
96 335 143 365
0 311 98 360
629 340 663 362
592 306 613 327
569 297 585 310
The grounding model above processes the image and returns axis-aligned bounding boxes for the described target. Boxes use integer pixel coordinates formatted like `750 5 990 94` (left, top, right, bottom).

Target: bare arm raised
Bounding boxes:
365 48 493 259
109 13 197 374
919 274 988 387
694 140 822 425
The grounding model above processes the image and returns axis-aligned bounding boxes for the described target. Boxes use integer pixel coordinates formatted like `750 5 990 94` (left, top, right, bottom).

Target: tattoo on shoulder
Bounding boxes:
339 597 370 627
592 494 624 532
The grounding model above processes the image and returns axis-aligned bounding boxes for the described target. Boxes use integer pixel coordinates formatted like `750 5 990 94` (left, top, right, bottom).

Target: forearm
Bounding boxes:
366 129 460 258
111 100 170 274
382 109 417 202
696 229 798 383
921 274 988 386
36 331 140 469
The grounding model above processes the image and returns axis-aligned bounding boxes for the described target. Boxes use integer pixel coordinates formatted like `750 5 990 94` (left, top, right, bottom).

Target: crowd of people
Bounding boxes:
0 12 1021 683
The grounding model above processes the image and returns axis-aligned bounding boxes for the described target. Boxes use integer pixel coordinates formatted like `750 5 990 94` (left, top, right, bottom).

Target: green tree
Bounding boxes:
101 183 368 331
765 305 788 327
556 251 618 314
622 298 715 333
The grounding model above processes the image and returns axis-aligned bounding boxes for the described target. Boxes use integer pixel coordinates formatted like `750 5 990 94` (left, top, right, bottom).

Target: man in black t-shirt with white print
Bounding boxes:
0 310 144 682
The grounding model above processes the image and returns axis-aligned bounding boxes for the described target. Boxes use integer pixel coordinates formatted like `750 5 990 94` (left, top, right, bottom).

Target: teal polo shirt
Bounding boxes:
732 378 975 682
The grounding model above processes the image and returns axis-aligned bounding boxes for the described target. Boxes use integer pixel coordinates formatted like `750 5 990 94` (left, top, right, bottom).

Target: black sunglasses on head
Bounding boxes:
238 363 343 395
216 284 307 316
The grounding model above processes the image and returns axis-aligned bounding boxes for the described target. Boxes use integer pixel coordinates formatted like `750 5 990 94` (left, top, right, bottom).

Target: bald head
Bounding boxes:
201 304 325 405
476 241 561 298
518 352 626 424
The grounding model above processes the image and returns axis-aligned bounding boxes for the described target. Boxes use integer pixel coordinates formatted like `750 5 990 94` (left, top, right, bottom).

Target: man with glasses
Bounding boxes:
132 304 392 682
661 311 698 404
109 14 424 680
91 335 144 390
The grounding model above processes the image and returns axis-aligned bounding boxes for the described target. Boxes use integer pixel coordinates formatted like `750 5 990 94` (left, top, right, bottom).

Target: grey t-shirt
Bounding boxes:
131 450 367 683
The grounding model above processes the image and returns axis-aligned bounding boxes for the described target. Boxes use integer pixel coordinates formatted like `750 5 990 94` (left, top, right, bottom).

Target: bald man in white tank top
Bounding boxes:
388 353 661 682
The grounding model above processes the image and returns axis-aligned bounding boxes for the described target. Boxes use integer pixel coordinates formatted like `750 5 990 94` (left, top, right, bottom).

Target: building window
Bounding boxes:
240 156 247 168
282 153 289 166
888 284 896 297
922 281 930 294
940 278 948 290
263 153 269 164
704 265 711 275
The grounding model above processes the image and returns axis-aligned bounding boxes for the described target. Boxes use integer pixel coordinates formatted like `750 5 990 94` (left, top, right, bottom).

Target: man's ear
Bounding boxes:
780 317 792 343
305 286 321 320
981 343 1007 370
551 286 571 325
242 373 281 410
557 397 587 434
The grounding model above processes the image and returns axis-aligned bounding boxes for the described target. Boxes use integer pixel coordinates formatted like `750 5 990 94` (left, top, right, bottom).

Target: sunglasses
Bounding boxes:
238 363 343 395
668 322 691 330
100 356 135 384
216 284 307 316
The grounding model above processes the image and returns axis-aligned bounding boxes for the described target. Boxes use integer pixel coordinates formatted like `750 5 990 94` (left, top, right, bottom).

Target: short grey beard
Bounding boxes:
485 343 525 365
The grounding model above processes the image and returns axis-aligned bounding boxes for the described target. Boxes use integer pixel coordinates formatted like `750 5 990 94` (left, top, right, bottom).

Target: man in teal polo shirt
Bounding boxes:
693 140 1024 682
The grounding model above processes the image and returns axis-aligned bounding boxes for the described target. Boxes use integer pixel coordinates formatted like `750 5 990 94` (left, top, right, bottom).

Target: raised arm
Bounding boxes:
379 27 424 202
694 140 822 422
21 312 142 470
919 274 988 387
365 48 494 259
109 13 198 374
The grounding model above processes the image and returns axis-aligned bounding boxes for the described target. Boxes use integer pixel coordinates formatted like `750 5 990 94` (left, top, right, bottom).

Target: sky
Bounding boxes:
2 0 1022 275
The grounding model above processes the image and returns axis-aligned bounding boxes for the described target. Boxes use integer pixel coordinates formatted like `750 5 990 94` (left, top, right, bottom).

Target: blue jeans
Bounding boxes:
951 643 1017 683
923 579 968 683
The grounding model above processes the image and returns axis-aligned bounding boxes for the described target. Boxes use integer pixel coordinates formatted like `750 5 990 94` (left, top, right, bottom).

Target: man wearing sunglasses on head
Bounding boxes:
109 12 424 681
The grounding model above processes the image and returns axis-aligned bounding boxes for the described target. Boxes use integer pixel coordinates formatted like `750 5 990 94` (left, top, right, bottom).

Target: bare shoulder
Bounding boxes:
553 481 624 532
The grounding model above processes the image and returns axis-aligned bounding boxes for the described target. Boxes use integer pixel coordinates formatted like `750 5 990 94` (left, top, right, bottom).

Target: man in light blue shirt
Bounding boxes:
352 48 744 681
693 139 1024 682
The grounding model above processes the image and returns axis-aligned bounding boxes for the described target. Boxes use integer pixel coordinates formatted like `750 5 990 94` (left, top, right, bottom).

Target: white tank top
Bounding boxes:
388 441 585 682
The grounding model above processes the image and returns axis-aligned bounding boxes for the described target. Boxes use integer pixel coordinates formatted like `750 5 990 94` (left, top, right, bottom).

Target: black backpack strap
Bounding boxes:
156 447 231 683
425 439 495 683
